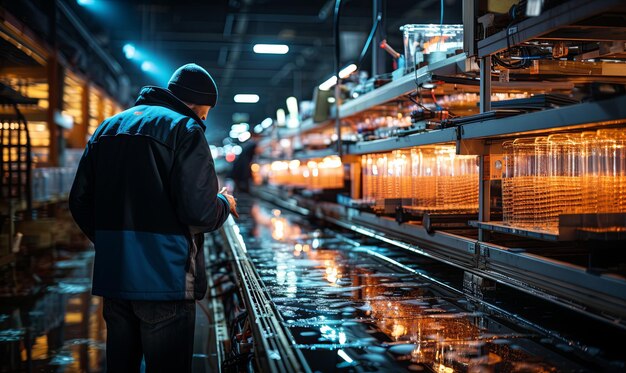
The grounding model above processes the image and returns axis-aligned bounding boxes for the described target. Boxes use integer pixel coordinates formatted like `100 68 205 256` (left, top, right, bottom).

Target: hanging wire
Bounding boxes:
333 0 343 156
437 0 444 52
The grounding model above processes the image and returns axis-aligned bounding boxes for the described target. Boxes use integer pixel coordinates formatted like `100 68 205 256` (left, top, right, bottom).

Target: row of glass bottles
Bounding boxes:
268 156 344 190
362 146 479 212
502 128 626 232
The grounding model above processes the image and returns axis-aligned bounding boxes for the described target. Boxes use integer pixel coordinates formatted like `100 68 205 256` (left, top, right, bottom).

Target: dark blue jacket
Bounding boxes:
69 86 230 301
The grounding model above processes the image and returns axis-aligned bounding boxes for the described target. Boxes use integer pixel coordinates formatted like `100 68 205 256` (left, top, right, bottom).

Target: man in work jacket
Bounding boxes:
69 63 237 373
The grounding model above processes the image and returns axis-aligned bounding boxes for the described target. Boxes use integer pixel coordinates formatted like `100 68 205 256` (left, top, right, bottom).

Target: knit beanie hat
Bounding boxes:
167 63 218 107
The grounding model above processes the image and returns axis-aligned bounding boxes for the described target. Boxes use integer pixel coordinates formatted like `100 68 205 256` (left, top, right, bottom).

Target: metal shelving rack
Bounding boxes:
476 0 626 58
255 0 626 329
339 53 470 118
347 126 458 154
0 84 36 266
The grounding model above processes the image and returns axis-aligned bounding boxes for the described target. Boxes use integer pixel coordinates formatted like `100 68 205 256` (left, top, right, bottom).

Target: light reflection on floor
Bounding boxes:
240 202 595 372
0 251 106 372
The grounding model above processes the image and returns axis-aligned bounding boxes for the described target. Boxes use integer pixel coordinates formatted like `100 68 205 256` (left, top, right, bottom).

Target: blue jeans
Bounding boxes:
103 298 196 373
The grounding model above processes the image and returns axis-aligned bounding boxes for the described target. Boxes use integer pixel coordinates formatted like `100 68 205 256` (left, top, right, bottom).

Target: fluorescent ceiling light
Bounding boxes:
261 117 273 128
141 61 156 73
234 94 259 103
286 97 298 116
231 123 249 133
318 64 358 91
276 109 286 126
319 76 337 91
339 64 357 78
123 44 136 59
337 349 353 364
286 97 299 128
238 131 251 142
253 44 289 54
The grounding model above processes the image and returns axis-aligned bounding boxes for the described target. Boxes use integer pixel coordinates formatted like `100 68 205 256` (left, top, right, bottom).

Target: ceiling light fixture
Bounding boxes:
234 94 260 103
253 44 289 54
141 61 157 73
286 97 299 115
231 123 249 133
319 76 338 91
318 63 358 91
276 109 286 126
238 131 252 142
123 44 136 59
261 117 273 128
286 97 299 128
339 64 358 78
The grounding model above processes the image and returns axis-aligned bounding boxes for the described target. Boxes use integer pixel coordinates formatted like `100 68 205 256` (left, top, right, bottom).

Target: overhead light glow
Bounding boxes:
77 0 95 5
276 109 286 126
123 44 136 59
287 116 299 128
279 138 291 148
319 76 337 91
286 97 299 115
253 124 263 134
337 349 353 364
141 61 157 73
261 117 273 128
286 97 299 127
234 94 259 103
319 64 358 91
231 123 249 133
339 63 357 78
253 44 289 54
238 131 251 142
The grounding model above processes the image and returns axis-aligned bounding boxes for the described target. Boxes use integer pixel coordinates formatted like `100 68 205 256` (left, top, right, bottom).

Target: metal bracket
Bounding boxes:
478 243 490 270
463 270 496 299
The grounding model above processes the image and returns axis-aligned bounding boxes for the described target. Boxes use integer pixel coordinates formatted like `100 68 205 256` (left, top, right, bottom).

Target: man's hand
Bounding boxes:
219 187 239 218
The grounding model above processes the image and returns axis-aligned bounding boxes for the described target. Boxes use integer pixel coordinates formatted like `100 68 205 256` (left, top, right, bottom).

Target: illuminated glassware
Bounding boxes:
502 129 626 233
546 134 582 230
502 141 515 224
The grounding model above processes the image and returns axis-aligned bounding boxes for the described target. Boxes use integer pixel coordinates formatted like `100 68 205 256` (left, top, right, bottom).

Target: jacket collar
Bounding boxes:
134 86 206 130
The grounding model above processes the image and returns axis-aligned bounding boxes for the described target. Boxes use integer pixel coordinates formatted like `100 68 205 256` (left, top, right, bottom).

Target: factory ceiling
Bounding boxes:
1 0 462 144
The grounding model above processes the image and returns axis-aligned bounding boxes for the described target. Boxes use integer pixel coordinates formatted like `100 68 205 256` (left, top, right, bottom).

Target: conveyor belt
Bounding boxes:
221 216 311 373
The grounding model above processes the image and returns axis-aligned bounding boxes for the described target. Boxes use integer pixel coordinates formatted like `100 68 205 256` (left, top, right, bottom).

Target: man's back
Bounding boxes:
68 63 237 373
70 86 230 301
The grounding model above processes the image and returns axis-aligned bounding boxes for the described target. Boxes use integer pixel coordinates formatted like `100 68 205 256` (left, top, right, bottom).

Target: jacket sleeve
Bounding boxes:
69 143 96 242
171 126 230 232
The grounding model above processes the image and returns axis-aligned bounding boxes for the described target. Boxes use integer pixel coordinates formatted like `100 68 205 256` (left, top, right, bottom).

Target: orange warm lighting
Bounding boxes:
266 156 344 189
362 146 478 213
502 128 626 233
